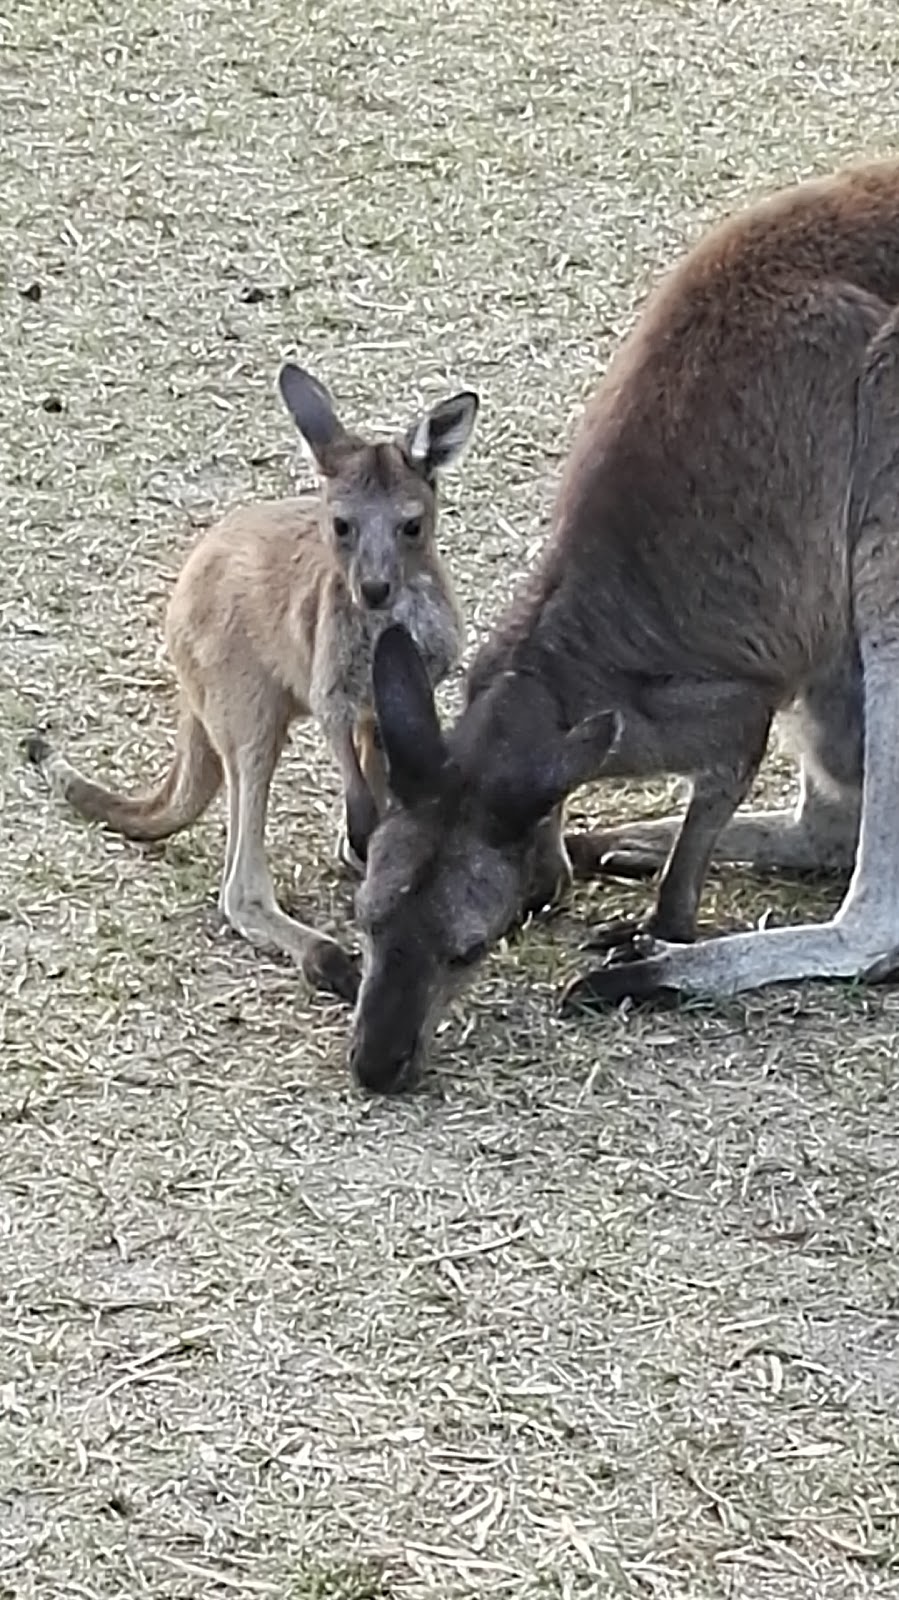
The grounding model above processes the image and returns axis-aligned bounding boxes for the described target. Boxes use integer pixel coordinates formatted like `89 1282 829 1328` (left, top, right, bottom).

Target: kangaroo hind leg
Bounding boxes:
215 689 360 1002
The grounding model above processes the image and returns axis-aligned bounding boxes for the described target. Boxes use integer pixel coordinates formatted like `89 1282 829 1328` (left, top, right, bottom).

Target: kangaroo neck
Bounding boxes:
449 663 565 783
463 566 630 742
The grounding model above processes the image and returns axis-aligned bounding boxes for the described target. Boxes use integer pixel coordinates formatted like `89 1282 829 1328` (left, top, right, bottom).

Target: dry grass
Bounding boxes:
3 0 899 1595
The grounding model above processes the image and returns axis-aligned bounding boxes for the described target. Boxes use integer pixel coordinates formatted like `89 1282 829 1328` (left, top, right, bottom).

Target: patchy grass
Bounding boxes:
3 0 899 1596
289 1560 391 1600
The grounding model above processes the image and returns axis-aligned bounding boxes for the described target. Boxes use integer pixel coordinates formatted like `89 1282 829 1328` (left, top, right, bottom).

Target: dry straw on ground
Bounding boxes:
2 0 899 1595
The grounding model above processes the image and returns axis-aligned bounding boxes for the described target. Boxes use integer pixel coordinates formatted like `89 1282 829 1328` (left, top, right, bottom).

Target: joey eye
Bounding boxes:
448 940 487 971
332 516 353 541
401 517 423 541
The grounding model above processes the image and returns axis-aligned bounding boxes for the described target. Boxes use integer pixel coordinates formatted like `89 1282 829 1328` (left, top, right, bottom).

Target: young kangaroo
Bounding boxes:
25 363 478 1002
348 156 899 1091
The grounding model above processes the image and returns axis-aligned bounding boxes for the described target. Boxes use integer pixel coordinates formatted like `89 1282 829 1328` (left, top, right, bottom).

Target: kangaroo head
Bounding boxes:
277 362 479 612
348 624 623 1094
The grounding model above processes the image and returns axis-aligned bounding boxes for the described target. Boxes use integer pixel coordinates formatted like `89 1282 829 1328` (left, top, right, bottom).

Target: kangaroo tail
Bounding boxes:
23 703 222 843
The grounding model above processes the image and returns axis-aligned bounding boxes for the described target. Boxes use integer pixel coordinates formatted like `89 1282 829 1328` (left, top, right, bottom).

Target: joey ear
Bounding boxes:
372 624 449 808
405 391 479 477
277 362 349 473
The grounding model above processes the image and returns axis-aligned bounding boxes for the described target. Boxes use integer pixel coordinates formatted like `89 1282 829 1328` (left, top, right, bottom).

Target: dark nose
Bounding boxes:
360 579 391 609
348 1041 414 1095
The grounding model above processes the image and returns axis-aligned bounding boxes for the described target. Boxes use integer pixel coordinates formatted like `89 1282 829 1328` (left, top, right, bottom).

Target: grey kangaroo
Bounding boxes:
348 156 899 1090
25 362 478 1002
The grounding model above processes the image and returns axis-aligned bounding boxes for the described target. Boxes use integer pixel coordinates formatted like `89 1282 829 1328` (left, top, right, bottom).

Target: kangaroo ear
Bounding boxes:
405 391 479 477
372 625 449 807
556 710 623 795
277 362 349 474
488 709 623 839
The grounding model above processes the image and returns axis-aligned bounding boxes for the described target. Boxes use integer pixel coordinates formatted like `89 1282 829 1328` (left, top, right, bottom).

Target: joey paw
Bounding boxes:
303 939 361 1003
22 731 53 768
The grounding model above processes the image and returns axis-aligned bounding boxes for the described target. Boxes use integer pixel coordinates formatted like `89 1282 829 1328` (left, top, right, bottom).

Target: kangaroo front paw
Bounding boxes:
564 832 663 882
523 858 572 918
582 915 647 953
561 934 682 1014
584 909 697 954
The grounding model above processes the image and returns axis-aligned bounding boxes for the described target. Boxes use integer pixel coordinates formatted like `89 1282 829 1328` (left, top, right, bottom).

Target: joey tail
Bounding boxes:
23 704 222 842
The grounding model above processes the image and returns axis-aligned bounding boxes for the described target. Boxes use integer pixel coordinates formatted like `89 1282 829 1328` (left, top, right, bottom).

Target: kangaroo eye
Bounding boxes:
401 517 423 540
332 516 353 541
449 941 487 971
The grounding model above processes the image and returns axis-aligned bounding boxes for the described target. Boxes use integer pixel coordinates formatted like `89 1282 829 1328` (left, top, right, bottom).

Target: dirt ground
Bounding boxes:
3 1 899 1595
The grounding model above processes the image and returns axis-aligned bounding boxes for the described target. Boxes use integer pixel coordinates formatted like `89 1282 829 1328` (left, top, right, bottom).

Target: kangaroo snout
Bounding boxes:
360 578 392 610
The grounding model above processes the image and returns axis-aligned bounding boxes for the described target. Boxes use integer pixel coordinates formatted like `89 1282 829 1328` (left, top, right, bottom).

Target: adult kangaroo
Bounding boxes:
350 156 899 1092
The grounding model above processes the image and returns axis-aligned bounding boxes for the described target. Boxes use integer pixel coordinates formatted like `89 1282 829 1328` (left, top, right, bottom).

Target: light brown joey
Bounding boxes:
349 156 899 1092
24 362 479 1002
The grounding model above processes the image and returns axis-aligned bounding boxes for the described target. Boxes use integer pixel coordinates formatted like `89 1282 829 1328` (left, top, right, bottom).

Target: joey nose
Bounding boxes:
360 578 391 609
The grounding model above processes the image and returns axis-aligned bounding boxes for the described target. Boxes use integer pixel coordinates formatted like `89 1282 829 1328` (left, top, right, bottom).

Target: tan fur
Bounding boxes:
26 365 479 1002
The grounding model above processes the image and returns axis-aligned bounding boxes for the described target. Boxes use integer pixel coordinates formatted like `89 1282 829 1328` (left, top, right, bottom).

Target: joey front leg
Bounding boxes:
331 722 380 876
355 711 388 818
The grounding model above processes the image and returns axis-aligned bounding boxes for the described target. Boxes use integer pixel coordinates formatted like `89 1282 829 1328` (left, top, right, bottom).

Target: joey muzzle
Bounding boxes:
360 578 392 610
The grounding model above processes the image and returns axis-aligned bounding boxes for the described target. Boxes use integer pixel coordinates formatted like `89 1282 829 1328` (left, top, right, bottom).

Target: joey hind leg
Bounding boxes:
216 703 359 1002
648 739 771 941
